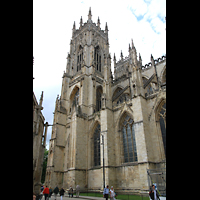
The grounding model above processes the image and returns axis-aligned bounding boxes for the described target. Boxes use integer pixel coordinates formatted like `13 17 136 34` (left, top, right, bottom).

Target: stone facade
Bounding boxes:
45 8 166 195
33 91 48 195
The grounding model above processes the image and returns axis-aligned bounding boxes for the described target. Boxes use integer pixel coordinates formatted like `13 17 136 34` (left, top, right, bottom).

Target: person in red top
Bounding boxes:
43 185 50 200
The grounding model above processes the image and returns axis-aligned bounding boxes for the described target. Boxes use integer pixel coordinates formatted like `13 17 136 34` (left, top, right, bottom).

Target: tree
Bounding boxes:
41 147 48 184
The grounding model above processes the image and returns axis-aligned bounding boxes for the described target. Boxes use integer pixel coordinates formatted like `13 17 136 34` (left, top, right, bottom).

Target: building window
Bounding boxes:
77 46 83 72
159 103 166 156
94 46 101 72
96 87 102 112
72 89 79 108
94 124 101 166
122 114 138 163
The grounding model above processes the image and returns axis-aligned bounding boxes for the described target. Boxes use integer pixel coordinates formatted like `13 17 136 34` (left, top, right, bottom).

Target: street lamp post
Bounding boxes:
101 134 105 189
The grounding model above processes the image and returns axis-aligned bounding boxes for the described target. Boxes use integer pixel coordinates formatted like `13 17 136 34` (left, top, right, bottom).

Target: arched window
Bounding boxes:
121 114 138 163
96 87 102 112
94 46 101 72
94 124 101 166
77 46 83 72
72 88 79 108
159 103 166 156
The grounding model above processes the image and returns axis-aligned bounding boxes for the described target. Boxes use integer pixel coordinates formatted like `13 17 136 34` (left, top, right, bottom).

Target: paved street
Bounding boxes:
40 195 105 200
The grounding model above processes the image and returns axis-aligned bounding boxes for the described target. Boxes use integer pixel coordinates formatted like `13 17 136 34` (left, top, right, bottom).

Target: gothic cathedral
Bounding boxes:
45 8 166 194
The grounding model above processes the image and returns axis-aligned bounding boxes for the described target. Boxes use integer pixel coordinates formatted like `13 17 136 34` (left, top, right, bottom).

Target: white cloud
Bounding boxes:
127 0 148 17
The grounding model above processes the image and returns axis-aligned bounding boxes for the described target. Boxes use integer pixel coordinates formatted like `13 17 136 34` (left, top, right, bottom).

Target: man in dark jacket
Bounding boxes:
60 187 65 200
53 186 59 200
149 185 160 200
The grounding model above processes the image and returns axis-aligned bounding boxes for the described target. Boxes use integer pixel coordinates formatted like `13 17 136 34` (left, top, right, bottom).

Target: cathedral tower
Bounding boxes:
46 8 114 190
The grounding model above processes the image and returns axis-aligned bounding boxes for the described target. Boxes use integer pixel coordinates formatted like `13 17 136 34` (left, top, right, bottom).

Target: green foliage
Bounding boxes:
41 147 48 184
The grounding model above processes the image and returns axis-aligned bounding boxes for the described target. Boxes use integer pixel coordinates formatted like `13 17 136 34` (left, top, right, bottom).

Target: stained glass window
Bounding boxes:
94 124 101 166
121 114 138 163
159 103 166 156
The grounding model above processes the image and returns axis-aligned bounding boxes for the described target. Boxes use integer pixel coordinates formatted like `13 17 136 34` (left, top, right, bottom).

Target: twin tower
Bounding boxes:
45 8 166 195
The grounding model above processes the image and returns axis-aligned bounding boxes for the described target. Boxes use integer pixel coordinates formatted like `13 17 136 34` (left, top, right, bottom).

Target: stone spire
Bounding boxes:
72 21 76 37
73 21 76 30
39 91 44 107
150 54 155 65
79 16 83 29
88 7 92 22
97 16 100 29
105 22 108 31
120 50 123 60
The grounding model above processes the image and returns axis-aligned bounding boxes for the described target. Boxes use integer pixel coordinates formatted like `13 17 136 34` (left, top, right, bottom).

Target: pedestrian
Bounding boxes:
103 185 109 200
149 184 160 200
76 185 80 197
60 187 65 200
43 185 50 200
49 187 53 199
53 185 59 200
68 185 73 198
110 186 116 200
33 192 36 200
41 185 44 192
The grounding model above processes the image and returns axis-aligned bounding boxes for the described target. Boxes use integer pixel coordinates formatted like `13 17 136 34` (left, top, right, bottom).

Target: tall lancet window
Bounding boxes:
159 103 166 156
77 46 83 72
72 88 79 108
94 124 101 166
96 87 102 112
122 114 138 163
94 46 101 72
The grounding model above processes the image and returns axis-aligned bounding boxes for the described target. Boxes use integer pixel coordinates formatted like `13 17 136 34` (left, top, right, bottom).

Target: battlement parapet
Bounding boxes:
141 55 166 70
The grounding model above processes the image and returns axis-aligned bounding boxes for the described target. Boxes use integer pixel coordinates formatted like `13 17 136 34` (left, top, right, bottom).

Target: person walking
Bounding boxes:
59 187 65 200
68 185 73 197
76 185 80 197
49 187 53 199
149 184 160 200
33 192 36 200
103 185 109 200
110 186 116 200
43 185 50 200
53 185 59 200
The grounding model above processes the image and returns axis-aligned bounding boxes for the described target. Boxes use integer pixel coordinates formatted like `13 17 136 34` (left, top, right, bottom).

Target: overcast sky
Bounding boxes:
33 0 166 150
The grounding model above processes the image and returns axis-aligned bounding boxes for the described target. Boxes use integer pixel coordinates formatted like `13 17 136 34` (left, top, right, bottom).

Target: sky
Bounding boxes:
33 0 166 150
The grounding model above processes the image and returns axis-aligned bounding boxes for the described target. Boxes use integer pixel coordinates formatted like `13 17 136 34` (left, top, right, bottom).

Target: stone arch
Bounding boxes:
154 98 166 160
69 85 80 113
115 106 134 131
112 85 124 99
160 65 166 85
